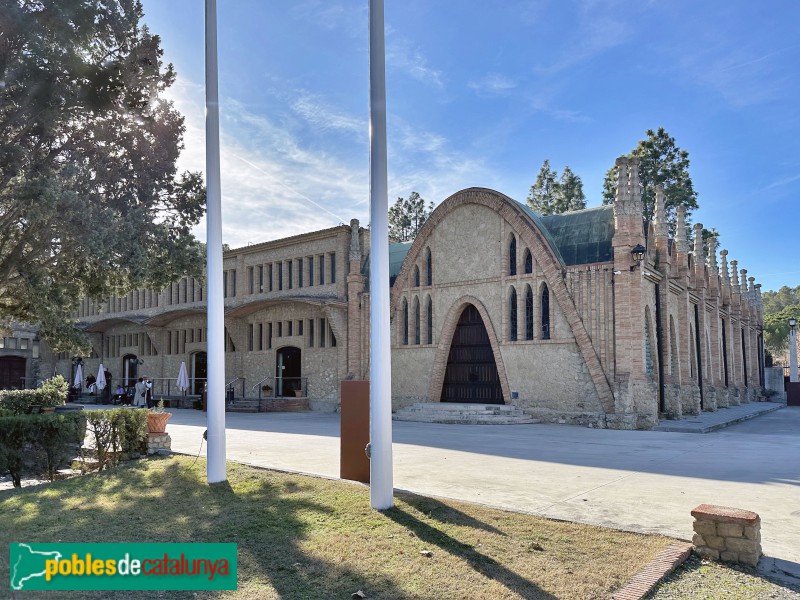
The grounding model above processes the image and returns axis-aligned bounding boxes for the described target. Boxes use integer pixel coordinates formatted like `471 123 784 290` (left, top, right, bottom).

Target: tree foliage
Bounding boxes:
601 128 698 231
762 285 800 356
389 192 433 242
526 160 586 215
0 1 205 352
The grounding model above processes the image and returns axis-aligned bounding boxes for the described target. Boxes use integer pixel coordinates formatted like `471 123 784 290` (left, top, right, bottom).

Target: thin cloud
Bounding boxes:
290 92 365 134
386 29 443 88
468 73 517 97
763 173 800 191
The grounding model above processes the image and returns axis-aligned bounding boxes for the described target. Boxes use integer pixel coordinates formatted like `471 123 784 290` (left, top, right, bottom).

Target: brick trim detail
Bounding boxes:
391 188 615 412
611 542 693 600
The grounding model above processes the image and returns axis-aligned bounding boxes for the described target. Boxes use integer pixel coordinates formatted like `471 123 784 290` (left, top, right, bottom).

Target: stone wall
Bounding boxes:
691 503 761 567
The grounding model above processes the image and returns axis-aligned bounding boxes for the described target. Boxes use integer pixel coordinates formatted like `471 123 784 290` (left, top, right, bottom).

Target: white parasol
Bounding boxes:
73 364 83 389
176 361 190 393
96 363 107 391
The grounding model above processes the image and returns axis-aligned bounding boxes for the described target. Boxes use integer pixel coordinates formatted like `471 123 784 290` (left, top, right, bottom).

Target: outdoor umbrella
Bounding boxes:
176 362 190 393
73 364 83 389
96 364 107 391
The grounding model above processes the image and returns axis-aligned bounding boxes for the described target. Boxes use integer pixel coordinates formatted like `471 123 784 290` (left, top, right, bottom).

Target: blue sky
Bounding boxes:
140 0 800 292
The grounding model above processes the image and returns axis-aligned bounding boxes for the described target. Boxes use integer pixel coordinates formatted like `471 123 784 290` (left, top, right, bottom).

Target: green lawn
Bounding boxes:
1 456 676 599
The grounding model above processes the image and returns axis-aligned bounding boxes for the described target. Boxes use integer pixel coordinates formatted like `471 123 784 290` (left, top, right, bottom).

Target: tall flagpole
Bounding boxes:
205 0 227 483
368 0 393 509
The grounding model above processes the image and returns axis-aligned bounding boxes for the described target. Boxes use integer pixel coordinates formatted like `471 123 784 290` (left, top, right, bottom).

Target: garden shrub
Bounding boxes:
0 416 37 487
82 409 148 470
32 413 86 481
0 376 69 415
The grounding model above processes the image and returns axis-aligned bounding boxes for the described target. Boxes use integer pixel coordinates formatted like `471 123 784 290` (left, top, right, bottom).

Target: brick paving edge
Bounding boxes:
611 541 694 600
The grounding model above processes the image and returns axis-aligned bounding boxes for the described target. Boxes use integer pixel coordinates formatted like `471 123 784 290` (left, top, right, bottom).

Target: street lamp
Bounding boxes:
789 317 798 383
630 244 646 271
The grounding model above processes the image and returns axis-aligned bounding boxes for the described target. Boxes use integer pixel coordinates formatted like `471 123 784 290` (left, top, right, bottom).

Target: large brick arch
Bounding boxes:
391 187 615 412
427 296 511 403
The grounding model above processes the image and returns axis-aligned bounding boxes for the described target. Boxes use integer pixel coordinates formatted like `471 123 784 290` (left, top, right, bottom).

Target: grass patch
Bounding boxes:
0 456 674 599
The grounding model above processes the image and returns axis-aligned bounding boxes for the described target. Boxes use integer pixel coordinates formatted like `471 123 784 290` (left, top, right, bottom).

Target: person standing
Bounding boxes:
134 377 148 408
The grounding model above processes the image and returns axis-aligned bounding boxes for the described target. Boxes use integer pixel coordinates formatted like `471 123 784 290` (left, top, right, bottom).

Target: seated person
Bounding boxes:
112 385 127 405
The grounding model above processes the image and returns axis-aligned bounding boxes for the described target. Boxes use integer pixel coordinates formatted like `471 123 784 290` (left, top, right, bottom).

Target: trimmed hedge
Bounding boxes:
0 375 69 415
0 408 147 487
0 413 85 487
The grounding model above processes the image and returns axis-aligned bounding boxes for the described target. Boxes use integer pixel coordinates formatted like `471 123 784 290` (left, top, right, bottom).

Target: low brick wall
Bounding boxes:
691 504 761 566
260 398 310 412
147 432 172 456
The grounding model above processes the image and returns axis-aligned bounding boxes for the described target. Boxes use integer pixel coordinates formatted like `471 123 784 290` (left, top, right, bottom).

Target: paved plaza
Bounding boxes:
165 403 800 569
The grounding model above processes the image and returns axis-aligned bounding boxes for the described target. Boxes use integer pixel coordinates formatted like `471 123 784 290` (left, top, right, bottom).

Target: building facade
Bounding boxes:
16 157 764 429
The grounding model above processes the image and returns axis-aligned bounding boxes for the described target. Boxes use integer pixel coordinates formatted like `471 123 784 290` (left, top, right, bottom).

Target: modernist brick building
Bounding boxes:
20 157 764 428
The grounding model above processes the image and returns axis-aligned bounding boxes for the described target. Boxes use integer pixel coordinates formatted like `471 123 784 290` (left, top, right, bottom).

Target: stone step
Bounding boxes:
226 399 260 413
393 403 538 425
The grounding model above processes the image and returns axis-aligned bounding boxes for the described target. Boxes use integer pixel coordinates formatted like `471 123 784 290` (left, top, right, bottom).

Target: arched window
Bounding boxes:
644 307 654 376
540 284 551 340
425 247 432 286
525 284 534 340
413 296 420 345
413 265 420 287
523 248 532 274
426 295 433 344
509 235 517 276
509 287 518 341
669 315 678 377
402 298 409 345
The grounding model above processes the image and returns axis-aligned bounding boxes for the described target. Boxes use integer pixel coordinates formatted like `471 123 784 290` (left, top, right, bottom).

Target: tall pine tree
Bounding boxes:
527 160 585 215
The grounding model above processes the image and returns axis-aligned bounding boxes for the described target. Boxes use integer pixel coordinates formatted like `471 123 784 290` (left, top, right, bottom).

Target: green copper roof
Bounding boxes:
389 242 413 285
538 204 615 266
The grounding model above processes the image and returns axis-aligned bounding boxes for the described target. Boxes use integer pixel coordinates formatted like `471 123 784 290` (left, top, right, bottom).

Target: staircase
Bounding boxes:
225 398 260 413
393 403 539 425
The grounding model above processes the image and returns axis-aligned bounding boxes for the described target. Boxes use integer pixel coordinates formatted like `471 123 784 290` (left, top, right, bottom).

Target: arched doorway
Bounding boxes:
276 346 301 397
441 304 503 404
0 357 26 389
122 354 139 388
191 351 207 395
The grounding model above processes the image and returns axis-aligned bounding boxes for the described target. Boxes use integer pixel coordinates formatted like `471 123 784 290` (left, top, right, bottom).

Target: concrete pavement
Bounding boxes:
164 404 800 568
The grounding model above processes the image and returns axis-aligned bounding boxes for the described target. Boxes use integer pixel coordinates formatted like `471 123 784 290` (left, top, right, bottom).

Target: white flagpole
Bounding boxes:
368 0 393 509
205 0 227 483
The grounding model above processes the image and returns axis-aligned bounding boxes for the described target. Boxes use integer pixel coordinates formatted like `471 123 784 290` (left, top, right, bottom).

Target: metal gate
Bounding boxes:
441 304 504 404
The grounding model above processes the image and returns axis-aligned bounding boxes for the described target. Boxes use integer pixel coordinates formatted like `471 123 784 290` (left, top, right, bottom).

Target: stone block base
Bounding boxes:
691 503 761 567
147 432 172 456
260 398 310 412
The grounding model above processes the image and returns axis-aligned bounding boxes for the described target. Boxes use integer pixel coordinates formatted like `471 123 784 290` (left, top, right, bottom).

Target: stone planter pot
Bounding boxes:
146 412 172 434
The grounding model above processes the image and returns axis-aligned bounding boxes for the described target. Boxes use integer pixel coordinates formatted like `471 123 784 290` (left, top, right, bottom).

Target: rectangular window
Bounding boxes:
308 319 314 347
308 256 314 287
268 264 273 292
20 338 29 350
288 321 293 337
258 323 263 351
319 318 326 347
277 321 283 337
258 265 264 293
288 260 293 289
298 320 304 336
248 324 254 351
223 271 228 298
278 262 283 291
168 284 173 305
319 255 325 285
268 323 273 349
298 259 303 288
231 270 237 297
167 331 172 355
248 267 254 294
183 279 188 303
330 253 336 284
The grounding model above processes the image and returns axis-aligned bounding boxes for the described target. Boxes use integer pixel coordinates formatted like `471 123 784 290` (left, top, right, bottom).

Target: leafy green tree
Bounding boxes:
602 128 698 231
527 160 585 215
0 1 205 352
762 285 800 357
389 192 433 242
